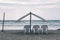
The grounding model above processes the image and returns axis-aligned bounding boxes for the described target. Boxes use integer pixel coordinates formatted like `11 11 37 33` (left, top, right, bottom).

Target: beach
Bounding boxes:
1 30 60 40
0 20 60 40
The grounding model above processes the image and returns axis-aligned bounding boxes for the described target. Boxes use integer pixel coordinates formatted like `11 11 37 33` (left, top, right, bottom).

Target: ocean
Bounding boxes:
0 20 60 30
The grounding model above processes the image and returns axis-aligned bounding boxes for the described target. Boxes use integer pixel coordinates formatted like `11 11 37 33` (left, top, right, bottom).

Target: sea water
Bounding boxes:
0 20 60 30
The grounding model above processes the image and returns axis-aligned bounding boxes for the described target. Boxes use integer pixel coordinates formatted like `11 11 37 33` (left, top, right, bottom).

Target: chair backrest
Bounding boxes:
41 25 48 29
24 25 31 29
33 25 40 29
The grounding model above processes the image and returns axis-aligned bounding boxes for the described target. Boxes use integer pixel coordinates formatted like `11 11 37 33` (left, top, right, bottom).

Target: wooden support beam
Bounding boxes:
2 12 5 32
30 12 32 32
17 13 30 22
31 13 46 22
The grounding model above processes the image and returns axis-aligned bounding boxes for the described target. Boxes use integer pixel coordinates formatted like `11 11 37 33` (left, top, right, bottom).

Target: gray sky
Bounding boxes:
0 0 60 20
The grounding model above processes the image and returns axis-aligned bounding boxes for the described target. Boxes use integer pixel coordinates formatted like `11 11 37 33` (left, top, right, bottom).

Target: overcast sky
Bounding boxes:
0 0 60 20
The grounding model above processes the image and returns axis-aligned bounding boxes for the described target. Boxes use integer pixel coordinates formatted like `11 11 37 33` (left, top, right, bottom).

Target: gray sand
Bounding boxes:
1 30 60 40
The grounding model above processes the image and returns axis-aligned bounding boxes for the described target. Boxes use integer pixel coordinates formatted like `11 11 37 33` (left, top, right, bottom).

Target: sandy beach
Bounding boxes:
0 30 60 40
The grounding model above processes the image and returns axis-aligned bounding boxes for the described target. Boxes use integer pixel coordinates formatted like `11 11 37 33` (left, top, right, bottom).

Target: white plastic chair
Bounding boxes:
32 25 40 33
41 25 48 34
24 25 31 33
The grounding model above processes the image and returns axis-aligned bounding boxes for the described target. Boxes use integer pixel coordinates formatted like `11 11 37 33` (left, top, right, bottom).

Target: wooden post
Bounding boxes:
2 12 5 32
30 12 32 33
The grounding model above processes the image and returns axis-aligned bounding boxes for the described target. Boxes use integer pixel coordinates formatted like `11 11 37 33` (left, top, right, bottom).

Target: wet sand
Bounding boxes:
1 30 60 40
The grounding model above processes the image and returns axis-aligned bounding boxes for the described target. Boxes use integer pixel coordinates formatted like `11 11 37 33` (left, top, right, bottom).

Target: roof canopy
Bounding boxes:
16 12 47 22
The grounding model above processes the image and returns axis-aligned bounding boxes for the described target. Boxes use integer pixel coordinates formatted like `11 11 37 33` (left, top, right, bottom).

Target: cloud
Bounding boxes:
0 1 59 10
0 0 60 20
0 0 60 5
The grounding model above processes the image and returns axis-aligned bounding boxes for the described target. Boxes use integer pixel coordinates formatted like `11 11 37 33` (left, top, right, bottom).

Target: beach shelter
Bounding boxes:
32 25 40 33
16 12 47 33
41 25 48 34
